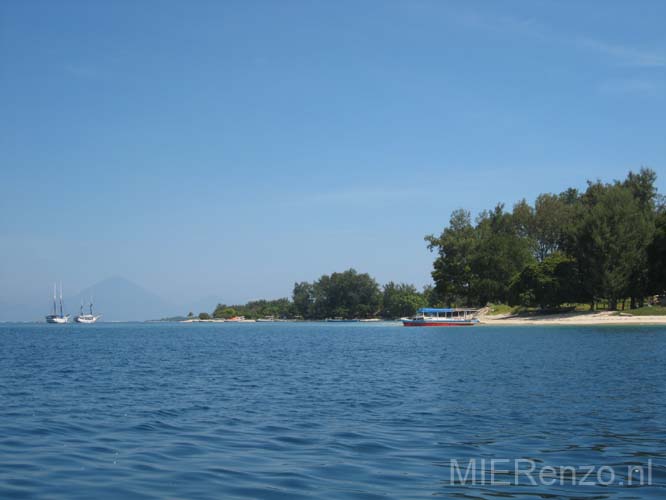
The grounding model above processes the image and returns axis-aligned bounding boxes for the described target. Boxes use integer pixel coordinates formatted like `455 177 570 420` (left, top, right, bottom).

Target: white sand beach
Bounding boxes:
479 310 666 326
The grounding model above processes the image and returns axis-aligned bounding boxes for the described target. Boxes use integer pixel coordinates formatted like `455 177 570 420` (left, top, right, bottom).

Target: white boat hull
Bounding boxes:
46 315 70 324
75 315 101 324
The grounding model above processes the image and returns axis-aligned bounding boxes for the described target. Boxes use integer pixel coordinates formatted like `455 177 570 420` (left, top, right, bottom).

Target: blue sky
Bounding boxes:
1 0 665 310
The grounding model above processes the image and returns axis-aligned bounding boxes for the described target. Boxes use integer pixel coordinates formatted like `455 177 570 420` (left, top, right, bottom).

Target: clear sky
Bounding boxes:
1 0 665 309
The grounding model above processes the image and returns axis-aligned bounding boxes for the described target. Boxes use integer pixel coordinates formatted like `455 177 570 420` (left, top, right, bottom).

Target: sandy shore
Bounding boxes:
479 310 666 326
181 314 666 326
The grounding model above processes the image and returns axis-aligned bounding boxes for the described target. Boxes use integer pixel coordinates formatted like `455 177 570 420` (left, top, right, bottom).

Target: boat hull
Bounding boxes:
402 319 477 327
75 315 100 324
46 315 70 324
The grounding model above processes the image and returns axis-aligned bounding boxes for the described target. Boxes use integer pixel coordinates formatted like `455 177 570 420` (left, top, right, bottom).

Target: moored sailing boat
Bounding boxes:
45 283 70 324
75 297 101 324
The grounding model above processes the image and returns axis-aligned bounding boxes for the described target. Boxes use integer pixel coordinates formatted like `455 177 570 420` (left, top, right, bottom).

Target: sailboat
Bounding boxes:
75 297 101 324
45 283 70 324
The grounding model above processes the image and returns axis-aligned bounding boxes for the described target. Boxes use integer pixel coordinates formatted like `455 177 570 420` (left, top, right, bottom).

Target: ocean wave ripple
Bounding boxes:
1 322 665 499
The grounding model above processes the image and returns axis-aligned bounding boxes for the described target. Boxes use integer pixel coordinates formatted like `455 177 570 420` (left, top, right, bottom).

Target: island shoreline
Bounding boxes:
479 311 666 326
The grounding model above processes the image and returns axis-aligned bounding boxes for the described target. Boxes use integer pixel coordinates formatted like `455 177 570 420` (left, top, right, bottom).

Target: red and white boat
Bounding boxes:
225 316 256 323
401 308 479 327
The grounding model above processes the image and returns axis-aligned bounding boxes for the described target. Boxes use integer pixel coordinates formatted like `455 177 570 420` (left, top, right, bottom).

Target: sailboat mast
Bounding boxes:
59 282 64 317
53 283 57 316
89 296 93 315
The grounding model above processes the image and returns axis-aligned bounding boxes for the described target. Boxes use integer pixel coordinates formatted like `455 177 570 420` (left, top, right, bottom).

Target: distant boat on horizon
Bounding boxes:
45 283 70 324
75 297 101 324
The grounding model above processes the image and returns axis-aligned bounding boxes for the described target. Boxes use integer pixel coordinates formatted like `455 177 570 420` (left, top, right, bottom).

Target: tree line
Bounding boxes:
292 269 433 319
196 269 432 320
426 168 666 310
193 169 664 319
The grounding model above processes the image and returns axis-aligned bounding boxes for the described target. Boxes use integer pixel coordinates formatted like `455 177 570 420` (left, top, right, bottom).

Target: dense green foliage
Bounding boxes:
382 282 427 318
293 269 381 319
508 254 583 309
197 269 430 320
427 169 664 310
648 207 666 296
212 299 293 320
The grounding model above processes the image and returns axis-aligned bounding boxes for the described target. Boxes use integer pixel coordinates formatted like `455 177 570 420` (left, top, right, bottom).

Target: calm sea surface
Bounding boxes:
1 322 665 499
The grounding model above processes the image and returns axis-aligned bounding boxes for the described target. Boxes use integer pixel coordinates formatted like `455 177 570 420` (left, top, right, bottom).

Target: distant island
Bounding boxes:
184 169 665 324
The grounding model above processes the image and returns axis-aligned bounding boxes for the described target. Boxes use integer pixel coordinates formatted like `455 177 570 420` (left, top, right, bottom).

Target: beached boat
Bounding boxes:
45 283 70 324
225 316 256 323
401 308 479 327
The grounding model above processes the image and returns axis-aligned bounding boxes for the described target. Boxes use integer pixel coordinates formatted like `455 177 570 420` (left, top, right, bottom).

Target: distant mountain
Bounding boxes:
70 276 176 322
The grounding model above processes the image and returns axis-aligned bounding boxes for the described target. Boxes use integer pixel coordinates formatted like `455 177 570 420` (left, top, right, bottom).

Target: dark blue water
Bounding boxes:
1 322 665 499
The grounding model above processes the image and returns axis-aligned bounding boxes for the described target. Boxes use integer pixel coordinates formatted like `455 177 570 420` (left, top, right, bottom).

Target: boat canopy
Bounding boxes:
418 307 477 314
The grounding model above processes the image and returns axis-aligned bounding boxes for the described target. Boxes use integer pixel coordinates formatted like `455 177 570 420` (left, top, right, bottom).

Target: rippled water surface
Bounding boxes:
1 322 665 499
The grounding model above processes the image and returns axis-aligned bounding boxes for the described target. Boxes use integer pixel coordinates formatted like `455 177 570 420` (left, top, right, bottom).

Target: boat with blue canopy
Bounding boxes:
401 308 479 327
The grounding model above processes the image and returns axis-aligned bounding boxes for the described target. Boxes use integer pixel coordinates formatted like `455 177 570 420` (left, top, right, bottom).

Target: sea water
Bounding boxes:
1 322 665 499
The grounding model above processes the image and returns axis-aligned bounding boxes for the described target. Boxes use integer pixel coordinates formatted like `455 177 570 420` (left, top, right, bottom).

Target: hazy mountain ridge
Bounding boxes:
70 276 176 322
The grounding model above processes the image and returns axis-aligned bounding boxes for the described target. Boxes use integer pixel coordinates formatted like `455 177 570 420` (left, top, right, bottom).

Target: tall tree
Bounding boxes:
532 193 580 261
511 199 535 240
576 183 652 310
382 282 426 318
292 282 314 318
318 269 381 318
426 209 477 306
470 204 535 305
294 269 383 319
623 168 658 307
648 209 666 295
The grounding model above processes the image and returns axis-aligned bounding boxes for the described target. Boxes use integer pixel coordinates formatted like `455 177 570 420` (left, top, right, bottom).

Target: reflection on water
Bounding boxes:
0 322 665 499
